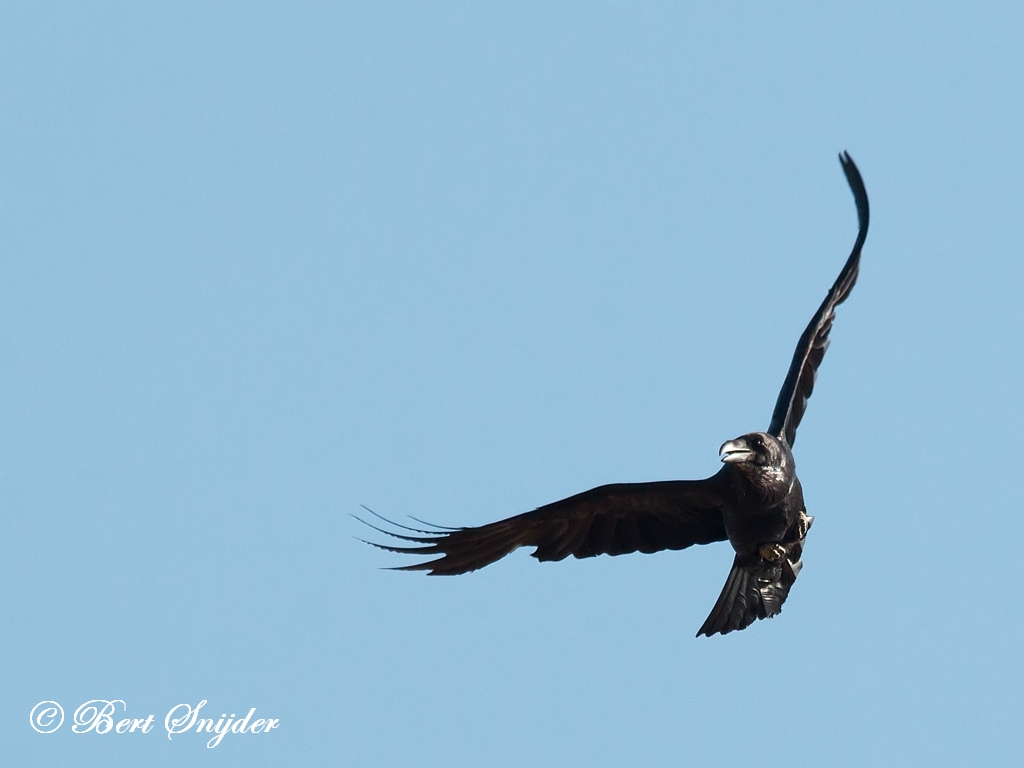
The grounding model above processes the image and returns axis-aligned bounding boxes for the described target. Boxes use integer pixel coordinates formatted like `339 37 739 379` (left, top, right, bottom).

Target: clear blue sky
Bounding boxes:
3 3 1022 766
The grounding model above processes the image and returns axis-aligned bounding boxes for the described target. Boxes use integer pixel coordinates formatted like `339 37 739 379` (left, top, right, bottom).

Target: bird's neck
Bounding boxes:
730 464 794 505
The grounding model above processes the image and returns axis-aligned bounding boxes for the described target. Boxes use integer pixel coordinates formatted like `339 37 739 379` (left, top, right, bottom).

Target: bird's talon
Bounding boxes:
795 512 814 540
759 543 786 562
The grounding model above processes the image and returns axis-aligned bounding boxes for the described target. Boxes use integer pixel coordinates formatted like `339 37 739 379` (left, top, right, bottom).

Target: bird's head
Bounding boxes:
719 432 787 469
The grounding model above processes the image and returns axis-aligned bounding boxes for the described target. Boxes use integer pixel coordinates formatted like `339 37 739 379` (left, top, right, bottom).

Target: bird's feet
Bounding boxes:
759 543 786 563
795 512 814 541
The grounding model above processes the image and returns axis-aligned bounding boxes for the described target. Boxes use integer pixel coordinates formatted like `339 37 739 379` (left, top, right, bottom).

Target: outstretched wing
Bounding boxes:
768 151 870 447
360 477 730 576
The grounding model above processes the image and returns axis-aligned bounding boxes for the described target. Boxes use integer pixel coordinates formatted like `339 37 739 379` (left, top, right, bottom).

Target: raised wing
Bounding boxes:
768 151 870 447
360 477 730 576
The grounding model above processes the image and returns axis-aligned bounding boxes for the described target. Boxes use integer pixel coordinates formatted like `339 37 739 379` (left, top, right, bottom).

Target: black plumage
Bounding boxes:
361 152 869 636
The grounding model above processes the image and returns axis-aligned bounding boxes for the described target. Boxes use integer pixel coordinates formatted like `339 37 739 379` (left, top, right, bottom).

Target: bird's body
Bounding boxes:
363 153 869 636
721 437 799 554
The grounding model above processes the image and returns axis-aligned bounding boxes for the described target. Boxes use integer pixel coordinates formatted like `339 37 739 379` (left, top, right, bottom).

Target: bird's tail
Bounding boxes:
696 525 810 637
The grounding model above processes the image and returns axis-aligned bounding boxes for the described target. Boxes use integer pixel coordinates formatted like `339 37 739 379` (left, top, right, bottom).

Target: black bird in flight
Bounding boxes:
362 153 869 636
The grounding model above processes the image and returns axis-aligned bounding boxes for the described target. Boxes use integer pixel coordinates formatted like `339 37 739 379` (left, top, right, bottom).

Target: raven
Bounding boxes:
362 153 869 636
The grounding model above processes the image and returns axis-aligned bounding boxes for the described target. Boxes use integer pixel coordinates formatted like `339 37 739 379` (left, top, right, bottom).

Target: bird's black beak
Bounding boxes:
720 438 754 464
